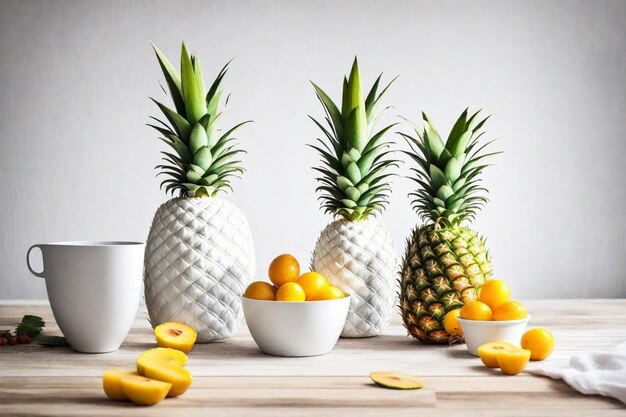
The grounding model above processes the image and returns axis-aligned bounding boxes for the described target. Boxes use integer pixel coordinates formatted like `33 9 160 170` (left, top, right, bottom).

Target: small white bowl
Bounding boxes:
242 295 351 357
458 315 530 356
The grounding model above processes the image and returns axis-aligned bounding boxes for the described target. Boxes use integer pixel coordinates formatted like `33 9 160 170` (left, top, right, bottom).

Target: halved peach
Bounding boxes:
137 347 188 374
103 368 137 401
154 321 197 353
138 355 192 397
120 373 171 405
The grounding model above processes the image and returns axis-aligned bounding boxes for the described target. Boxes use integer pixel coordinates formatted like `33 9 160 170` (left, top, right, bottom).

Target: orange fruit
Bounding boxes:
443 309 462 336
296 272 328 300
459 300 493 321
478 279 510 310
477 342 519 368
275 282 306 301
268 254 300 287
309 286 345 301
493 300 527 321
244 281 275 301
521 328 554 360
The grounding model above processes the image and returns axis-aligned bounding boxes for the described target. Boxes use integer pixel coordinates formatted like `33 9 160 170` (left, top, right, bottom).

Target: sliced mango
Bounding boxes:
369 371 425 389
120 373 171 406
497 348 531 375
154 321 197 353
138 355 192 397
103 368 137 401
137 347 188 374
477 341 519 368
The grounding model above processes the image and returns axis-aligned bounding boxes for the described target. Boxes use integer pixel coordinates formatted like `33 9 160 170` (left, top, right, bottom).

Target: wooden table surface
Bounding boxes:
0 300 625 417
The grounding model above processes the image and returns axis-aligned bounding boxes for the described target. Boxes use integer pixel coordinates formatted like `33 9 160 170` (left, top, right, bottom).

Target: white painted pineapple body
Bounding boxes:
312 219 397 338
144 197 255 342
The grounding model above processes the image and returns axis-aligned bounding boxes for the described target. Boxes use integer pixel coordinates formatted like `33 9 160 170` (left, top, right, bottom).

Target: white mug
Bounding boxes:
27 241 144 353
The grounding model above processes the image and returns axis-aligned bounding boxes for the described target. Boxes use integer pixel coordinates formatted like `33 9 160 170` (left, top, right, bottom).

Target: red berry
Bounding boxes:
17 334 31 344
8 336 16 345
0 337 7 346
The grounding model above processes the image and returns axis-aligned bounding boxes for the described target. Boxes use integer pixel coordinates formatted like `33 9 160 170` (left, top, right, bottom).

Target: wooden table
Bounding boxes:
0 300 624 416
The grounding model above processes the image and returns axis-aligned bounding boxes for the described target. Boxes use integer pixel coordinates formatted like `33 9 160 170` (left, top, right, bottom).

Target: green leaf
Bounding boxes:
193 146 213 170
151 43 186 117
151 99 191 141
37 336 69 346
344 186 361 202
444 156 462 183
311 82 343 138
345 107 367 152
340 199 358 208
429 164 447 191
346 161 362 183
189 122 208 154
180 43 207 123
337 176 353 190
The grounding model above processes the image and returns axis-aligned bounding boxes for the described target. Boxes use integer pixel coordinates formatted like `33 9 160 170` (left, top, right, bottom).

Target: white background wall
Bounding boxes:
1 0 624 299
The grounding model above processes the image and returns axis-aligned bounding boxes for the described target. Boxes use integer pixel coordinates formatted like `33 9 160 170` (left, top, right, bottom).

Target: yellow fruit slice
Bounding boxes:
296 272 328 300
154 321 197 353
268 254 300 287
138 355 192 397
497 348 531 375
477 341 519 368
521 328 555 360
244 281 276 301
137 347 188 374
275 281 306 301
493 300 527 321
459 300 493 320
120 373 171 406
369 371 425 389
309 285 345 301
443 309 462 336
103 368 136 401
478 279 510 310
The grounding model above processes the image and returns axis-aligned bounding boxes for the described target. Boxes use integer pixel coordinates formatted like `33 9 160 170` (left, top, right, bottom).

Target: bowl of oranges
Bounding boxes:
455 279 530 356
242 254 350 357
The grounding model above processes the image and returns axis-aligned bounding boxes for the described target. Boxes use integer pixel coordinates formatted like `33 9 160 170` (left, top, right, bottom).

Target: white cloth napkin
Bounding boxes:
528 341 626 405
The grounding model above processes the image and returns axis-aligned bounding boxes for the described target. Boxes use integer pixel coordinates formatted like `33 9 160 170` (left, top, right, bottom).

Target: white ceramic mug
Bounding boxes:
26 241 144 353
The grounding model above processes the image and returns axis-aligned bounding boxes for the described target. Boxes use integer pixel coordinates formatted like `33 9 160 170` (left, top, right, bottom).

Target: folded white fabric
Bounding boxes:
528 341 626 405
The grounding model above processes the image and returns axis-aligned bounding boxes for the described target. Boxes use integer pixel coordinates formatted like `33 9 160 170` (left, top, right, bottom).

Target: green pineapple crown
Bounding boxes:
401 109 500 227
149 43 249 197
310 58 399 221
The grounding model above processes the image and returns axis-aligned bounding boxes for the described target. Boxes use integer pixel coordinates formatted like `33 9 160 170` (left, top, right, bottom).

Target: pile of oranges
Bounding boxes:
244 254 345 302
443 279 555 375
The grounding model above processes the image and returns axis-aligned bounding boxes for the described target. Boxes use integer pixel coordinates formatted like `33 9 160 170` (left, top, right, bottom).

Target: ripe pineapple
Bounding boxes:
144 43 255 342
310 58 399 338
399 109 499 344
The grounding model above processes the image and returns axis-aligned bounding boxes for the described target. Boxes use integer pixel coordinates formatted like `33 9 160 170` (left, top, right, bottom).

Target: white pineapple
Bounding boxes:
309 58 398 337
144 43 254 342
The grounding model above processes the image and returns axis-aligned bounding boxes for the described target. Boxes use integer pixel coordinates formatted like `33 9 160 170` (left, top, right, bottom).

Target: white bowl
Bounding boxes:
458 316 530 356
242 295 350 357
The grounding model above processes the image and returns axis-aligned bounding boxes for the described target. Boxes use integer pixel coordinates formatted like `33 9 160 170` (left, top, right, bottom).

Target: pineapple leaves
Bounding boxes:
150 43 249 197
151 42 186 117
309 58 398 221
402 108 499 226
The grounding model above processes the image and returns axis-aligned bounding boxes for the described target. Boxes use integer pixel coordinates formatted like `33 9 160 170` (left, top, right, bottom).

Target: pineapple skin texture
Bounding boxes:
144 197 255 342
400 224 493 344
312 219 398 338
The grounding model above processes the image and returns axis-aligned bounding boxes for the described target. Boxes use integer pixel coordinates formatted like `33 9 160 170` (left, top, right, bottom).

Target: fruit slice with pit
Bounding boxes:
103 368 137 401
477 342 519 368
138 355 192 397
369 371 425 389
120 373 171 406
154 321 197 353
137 347 188 374
497 348 531 375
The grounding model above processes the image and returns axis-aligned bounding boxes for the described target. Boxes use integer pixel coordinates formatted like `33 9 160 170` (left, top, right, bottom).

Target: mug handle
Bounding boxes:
26 245 45 278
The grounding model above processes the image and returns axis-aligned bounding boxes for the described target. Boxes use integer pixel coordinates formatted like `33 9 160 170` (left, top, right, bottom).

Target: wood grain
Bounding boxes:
0 300 624 416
